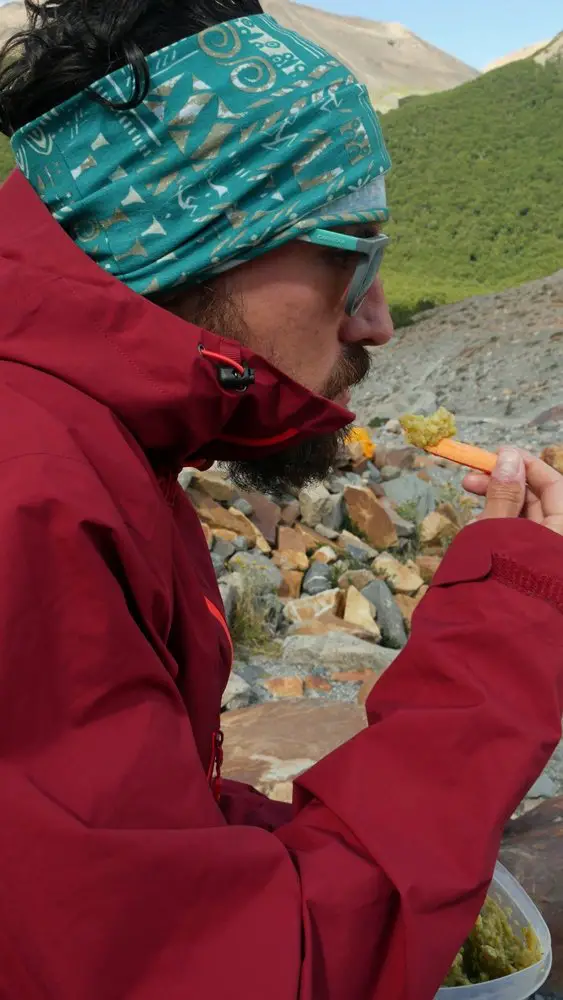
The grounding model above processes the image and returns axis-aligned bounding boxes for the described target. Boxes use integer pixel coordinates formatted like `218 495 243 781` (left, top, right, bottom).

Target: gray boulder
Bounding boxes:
302 562 333 596
282 633 399 674
221 673 255 711
229 550 282 594
383 472 436 520
362 579 407 649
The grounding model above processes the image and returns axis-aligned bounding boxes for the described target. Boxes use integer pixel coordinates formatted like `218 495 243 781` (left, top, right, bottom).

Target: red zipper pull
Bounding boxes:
207 729 224 802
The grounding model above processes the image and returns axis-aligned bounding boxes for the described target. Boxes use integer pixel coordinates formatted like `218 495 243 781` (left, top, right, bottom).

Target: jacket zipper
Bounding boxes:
203 597 231 802
207 728 224 802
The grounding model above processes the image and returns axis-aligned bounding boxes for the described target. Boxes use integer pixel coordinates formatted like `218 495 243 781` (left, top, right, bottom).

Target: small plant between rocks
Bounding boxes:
230 571 281 656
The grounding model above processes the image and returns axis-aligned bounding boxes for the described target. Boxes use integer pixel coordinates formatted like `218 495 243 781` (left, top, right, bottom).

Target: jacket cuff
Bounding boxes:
433 519 563 613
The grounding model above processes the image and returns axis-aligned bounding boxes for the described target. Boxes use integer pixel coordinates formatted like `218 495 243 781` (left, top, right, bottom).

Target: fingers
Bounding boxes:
521 452 562 500
480 448 526 521
463 471 488 496
463 448 563 534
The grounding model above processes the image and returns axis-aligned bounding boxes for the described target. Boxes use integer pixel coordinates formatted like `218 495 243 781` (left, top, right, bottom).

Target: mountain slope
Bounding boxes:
0 0 477 111
262 0 478 108
483 40 548 73
535 31 563 65
380 57 563 323
484 29 562 73
0 1 22 44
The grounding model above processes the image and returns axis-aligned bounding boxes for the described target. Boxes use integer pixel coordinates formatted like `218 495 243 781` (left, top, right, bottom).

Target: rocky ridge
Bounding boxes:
0 0 478 110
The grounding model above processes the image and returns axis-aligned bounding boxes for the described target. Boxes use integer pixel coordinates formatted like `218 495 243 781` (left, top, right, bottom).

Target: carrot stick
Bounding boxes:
425 438 498 474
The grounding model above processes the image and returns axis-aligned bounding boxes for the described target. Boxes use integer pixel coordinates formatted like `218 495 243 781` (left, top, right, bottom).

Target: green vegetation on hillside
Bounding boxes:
0 133 11 181
1 55 561 326
381 57 563 322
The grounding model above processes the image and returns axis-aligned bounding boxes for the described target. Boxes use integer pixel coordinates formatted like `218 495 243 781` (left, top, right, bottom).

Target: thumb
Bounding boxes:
481 447 526 520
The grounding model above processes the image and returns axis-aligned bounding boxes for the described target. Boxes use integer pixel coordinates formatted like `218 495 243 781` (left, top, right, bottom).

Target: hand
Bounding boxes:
463 447 563 535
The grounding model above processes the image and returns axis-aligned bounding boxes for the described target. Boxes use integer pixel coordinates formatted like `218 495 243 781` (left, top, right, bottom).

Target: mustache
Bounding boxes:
323 344 372 400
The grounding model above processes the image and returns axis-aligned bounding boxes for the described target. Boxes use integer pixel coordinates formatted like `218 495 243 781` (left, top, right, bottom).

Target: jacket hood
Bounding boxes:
0 172 354 471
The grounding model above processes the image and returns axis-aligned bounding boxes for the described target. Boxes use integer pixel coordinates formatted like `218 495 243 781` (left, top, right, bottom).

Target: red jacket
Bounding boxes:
0 170 562 1000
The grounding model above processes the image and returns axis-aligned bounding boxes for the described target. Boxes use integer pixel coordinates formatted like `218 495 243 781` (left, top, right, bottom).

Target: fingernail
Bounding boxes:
493 447 522 481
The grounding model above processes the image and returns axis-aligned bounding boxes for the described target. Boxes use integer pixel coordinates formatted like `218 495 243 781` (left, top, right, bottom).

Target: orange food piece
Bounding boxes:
426 438 498 474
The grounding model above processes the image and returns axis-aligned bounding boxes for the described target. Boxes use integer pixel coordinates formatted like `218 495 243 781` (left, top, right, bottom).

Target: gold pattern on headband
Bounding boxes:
100 208 130 230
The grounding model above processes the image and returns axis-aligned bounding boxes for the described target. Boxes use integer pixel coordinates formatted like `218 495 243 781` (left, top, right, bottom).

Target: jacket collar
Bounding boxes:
0 172 354 471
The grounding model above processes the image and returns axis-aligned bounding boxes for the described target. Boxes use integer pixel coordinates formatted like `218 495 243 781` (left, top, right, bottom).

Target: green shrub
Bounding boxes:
381 58 563 324
0 134 12 183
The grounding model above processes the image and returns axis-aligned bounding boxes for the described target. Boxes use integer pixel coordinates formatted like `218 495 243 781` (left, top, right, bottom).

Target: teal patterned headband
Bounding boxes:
11 14 391 296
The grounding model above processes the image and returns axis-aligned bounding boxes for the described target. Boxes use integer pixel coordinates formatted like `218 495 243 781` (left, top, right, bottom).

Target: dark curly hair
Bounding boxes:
0 0 263 136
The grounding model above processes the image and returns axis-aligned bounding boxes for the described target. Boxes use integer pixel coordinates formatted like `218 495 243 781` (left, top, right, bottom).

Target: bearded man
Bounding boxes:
0 2 562 998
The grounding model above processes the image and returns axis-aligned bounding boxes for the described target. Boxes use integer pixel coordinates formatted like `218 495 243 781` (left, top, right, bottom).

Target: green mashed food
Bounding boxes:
400 407 458 449
444 897 542 987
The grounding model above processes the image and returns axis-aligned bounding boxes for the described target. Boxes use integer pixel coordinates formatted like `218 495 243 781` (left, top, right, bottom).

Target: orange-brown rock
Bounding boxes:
284 589 340 624
419 511 457 547
337 568 376 591
272 549 310 572
304 675 332 693
214 527 239 544
435 500 460 527
200 522 213 548
288 611 380 644
280 500 300 526
239 491 281 545
312 545 337 564
253 529 272 555
277 525 309 554
343 486 398 549
278 570 303 600
395 586 429 628
332 668 374 683
383 447 418 470
264 676 304 698
191 490 259 543
221 700 367 800
372 553 424 594
343 586 381 639
415 554 442 584
191 468 239 503
294 523 336 554
358 674 381 705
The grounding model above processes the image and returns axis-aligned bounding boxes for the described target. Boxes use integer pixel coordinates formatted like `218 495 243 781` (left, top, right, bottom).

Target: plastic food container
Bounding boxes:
436 861 552 1000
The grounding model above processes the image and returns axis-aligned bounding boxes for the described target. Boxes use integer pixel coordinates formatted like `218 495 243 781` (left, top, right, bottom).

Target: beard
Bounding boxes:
166 281 372 498
228 346 371 498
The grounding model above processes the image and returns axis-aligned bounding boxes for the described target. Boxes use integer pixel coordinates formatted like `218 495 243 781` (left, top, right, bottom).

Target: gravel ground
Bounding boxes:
352 270 563 455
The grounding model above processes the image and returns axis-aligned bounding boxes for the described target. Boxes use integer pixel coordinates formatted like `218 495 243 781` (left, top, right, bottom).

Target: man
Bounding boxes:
0 2 562 998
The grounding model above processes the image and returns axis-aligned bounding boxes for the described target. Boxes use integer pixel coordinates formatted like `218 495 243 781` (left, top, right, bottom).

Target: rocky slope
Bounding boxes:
0 0 478 110
484 29 562 72
536 30 563 65
353 270 563 457
484 39 549 72
0 0 22 44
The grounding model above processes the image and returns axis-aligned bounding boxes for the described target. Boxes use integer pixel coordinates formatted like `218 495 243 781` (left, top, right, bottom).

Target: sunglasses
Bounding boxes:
298 228 390 317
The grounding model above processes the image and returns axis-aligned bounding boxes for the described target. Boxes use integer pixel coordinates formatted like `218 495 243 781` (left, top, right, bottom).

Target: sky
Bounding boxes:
298 0 561 69
0 0 559 69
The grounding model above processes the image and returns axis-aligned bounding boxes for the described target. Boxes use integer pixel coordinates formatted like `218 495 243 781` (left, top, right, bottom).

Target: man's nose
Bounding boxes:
339 278 394 346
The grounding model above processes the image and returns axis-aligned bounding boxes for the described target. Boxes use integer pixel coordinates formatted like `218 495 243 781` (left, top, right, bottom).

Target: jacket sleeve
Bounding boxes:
1 457 562 1000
